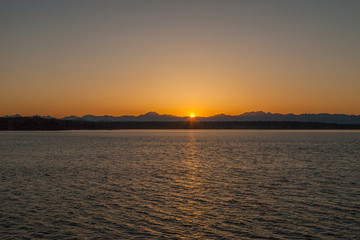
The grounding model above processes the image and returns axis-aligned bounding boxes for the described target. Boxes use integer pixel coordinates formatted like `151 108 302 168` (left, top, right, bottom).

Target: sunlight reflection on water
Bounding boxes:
1 130 360 239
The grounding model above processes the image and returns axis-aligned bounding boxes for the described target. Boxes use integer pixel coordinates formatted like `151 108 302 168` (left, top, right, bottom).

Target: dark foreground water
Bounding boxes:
1 130 359 239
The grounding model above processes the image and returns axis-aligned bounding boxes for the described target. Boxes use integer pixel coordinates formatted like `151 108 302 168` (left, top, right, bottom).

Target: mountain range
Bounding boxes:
3 111 360 124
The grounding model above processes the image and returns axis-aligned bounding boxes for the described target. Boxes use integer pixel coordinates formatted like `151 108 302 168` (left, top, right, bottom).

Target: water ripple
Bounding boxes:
1 130 360 239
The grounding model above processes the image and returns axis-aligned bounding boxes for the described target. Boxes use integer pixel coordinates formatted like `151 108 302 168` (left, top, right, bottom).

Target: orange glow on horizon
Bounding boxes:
1 2 360 117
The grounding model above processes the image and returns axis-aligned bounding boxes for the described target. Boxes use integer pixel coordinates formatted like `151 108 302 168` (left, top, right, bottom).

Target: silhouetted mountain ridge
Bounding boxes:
197 111 360 124
60 111 360 124
2 111 360 124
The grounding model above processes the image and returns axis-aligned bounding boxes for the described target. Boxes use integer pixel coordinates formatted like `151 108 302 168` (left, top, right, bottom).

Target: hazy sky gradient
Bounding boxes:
1 0 360 117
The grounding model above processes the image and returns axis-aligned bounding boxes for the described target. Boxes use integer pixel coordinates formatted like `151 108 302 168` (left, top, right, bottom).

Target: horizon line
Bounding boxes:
2 111 360 119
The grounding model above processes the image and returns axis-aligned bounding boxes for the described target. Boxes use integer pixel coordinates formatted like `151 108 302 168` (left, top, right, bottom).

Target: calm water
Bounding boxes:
1 130 359 239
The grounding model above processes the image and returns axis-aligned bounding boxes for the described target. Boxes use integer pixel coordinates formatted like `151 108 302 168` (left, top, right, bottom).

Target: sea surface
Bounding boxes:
1 130 359 239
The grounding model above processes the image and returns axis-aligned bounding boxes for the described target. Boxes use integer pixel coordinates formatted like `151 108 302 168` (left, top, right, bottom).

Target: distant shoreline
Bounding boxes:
1 117 360 130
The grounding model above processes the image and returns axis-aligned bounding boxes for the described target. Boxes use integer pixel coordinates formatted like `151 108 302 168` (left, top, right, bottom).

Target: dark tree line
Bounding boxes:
1 117 360 130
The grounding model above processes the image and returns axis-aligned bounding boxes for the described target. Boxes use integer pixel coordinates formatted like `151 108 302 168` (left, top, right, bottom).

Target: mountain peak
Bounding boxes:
241 111 266 116
142 111 160 117
2 114 22 118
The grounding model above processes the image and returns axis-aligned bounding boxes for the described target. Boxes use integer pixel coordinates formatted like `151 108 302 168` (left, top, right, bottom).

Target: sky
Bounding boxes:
1 0 360 117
